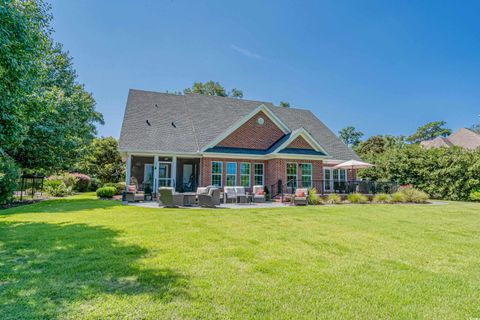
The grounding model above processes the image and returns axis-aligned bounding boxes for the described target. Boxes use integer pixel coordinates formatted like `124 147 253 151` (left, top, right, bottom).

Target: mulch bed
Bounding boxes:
0 199 44 210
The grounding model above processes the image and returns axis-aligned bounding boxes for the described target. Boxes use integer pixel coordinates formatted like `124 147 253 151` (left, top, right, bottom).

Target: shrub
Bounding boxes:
347 193 368 204
399 186 429 203
373 193 390 203
469 190 480 202
71 173 91 192
89 177 102 191
103 182 125 195
0 152 20 204
391 192 406 203
96 187 116 198
308 187 322 205
326 194 342 204
44 173 77 197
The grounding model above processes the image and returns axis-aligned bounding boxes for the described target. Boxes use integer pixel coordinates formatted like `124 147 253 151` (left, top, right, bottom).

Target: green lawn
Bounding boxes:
1 194 479 319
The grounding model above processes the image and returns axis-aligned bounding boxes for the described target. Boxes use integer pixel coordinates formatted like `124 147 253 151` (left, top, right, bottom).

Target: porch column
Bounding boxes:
125 153 131 190
172 155 177 188
153 155 159 193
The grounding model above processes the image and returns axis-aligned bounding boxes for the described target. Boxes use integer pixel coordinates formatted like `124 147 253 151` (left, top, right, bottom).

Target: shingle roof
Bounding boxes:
420 128 480 150
119 89 360 160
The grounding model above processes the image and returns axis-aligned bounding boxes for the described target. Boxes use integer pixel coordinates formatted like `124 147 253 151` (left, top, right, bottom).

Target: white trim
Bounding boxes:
286 162 298 189
323 168 332 192
211 161 223 187
125 153 131 189
225 161 237 186
153 155 159 192
200 104 290 152
272 128 328 155
300 163 312 188
239 162 251 187
253 163 264 186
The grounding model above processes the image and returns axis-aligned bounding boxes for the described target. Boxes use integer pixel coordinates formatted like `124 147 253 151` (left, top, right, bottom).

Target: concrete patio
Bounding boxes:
127 201 289 209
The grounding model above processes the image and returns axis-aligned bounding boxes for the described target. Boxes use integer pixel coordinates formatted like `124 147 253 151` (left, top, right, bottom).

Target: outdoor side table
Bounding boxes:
183 193 197 206
144 194 152 201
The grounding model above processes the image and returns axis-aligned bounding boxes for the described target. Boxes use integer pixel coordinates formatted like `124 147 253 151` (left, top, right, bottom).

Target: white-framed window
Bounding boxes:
301 163 312 188
324 168 332 192
211 161 222 187
226 162 237 186
254 163 264 186
286 162 297 189
324 168 347 192
240 162 251 187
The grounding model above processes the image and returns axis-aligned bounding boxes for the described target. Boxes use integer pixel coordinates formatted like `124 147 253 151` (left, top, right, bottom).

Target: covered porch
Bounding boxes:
125 154 201 195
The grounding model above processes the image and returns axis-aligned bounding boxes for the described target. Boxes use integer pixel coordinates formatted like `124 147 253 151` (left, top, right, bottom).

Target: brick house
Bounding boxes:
118 89 361 195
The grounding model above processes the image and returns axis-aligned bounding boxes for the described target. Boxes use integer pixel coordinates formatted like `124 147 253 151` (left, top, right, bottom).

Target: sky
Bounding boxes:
48 0 480 139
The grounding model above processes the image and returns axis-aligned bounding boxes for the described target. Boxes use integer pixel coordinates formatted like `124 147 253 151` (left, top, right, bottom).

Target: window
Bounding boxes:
324 168 332 191
301 163 312 188
240 162 251 187
286 162 297 189
211 161 222 187
226 162 237 186
254 163 264 186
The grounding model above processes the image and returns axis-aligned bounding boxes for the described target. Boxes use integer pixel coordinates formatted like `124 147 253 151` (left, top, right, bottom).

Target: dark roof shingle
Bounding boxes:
119 89 360 160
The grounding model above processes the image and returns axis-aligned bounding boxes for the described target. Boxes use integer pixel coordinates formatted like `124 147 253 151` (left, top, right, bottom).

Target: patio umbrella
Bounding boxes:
333 160 374 181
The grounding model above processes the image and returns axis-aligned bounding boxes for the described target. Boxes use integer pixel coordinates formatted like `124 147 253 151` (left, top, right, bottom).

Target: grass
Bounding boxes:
1 194 480 319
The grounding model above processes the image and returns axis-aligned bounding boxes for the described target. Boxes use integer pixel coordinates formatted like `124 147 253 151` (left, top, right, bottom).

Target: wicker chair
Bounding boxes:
158 187 184 208
252 185 265 203
125 184 145 202
293 188 309 206
198 188 220 207
234 186 247 203
224 187 237 203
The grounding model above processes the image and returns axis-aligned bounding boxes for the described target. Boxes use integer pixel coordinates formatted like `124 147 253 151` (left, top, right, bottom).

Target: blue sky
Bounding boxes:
49 0 480 139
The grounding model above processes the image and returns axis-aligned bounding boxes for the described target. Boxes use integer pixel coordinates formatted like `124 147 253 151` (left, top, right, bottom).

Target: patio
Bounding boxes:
127 200 288 209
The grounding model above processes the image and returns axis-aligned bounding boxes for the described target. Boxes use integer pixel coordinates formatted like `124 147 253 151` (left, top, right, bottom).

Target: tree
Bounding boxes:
183 81 243 98
355 135 406 159
75 137 124 184
471 123 480 133
339 126 364 148
0 0 51 152
407 121 451 144
12 44 103 172
279 101 290 108
229 88 243 98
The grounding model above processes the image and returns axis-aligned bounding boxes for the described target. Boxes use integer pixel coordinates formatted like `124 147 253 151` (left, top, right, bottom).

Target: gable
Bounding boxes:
284 136 315 150
215 111 285 150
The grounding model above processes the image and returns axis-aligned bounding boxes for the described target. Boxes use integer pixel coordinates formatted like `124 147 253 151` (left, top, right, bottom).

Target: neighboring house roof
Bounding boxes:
420 137 453 149
420 128 480 150
119 89 360 160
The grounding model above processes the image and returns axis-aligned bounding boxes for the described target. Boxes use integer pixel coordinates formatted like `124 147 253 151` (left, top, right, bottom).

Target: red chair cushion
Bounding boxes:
128 185 136 192
295 190 305 197
255 189 264 196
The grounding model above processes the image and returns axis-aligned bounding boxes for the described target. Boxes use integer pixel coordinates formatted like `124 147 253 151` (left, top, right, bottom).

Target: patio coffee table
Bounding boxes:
183 192 197 206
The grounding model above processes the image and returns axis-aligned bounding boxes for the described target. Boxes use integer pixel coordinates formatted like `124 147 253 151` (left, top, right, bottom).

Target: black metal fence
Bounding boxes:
270 179 399 200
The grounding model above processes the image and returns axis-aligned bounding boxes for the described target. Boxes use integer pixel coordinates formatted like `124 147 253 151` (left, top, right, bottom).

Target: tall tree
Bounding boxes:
1 1 103 173
407 121 451 144
13 44 103 172
279 101 290 108
183 81 243 98
0 0 51 152
74 137 124 184
339 126 364 148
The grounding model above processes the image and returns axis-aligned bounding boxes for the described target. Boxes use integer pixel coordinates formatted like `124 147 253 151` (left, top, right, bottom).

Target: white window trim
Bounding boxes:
226 161 237 186
324 168 346 192
254 163 264 186
286 162 298 188
240 162 251 187
301 163 312 188
211 161 223 187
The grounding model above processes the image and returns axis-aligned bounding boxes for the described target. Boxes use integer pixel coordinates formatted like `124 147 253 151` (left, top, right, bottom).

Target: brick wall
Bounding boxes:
202 157 323 192
216 111 285 150
285 136 314 150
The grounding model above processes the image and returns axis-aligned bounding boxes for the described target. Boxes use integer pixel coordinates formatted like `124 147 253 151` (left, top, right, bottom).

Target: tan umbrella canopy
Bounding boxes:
333 160 374 181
